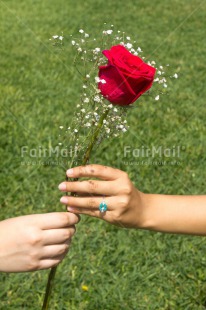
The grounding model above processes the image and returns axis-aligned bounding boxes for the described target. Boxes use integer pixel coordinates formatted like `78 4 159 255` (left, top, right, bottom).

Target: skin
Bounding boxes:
0 212 79 272
59 164 206 236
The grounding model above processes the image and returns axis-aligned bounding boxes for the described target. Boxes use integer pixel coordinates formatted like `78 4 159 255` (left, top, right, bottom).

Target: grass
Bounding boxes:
0 0 206 309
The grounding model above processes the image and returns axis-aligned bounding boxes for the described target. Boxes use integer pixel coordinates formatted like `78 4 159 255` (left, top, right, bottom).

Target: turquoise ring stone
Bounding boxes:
99 201 108 213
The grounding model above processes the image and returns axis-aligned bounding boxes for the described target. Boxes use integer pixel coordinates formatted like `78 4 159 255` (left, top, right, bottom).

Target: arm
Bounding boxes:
59 164 206 235
0 212 79 272
141 194 206 235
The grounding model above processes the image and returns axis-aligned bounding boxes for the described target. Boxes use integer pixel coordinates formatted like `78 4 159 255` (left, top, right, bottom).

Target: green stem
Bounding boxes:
41 266 57 310
82 108 109 165
41 108 109 310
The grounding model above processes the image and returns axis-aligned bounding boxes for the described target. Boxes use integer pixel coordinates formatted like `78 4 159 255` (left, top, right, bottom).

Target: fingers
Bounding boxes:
67 207 104 219
41 243 70 259
42 226 76 245
60 194 121 211
30 212 80 230
59 179 119 196
37 255 66 270
66 164 123 181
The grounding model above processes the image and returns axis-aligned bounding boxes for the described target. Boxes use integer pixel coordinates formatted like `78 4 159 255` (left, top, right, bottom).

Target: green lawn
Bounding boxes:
1 0 206 309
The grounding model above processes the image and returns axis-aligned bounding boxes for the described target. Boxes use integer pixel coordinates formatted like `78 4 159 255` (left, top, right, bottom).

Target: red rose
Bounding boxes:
98 45 156 106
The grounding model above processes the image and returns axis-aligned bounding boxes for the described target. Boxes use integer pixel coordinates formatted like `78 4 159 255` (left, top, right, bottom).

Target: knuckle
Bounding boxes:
87 180 98 193
79 166 86 176
87 197 96 208
119 195 130 208
122 183 132 195
58 213 69 226
27 253 40 271
84 164 95 175
58 244 69 256
28 230 42 247
27 262 39 271
111 212 122 225
122 171 130 180
63 229 71 240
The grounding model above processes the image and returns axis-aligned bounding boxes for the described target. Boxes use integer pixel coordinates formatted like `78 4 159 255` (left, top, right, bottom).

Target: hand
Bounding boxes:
59 165 146 229
0 212 79 272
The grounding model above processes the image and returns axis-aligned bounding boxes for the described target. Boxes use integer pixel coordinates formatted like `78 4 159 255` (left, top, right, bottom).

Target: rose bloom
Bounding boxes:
98 45 156 105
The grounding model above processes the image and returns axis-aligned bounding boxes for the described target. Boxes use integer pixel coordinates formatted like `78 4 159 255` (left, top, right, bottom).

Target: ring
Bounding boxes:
99 197 108 213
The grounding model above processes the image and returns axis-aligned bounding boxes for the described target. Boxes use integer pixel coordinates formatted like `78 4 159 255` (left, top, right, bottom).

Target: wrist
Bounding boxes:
136 192 156 230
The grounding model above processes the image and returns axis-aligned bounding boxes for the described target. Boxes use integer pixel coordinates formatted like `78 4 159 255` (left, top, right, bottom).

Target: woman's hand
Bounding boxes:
0 212 79 272
59 165 146 229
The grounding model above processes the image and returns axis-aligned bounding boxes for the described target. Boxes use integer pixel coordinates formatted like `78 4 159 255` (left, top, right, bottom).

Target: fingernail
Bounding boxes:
67 169 74 176
58 182 67 191
67 206 75 212
60 196 69 204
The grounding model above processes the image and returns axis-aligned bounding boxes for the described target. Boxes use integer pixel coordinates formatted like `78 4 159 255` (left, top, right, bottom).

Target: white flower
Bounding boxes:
71 40 76 45
173 73 178 79
58 142 62 145
74 129 78 133
85 33 89 38
159 65 163 69
78 47 82 52
94 47 100 53
52 35 58 39
59 126 63 129
155 95 160 101
79 29 84 33
100 79 106 84
59 36 63 41
95 77 101 83
84 98 89 103
122 128 127 133
107 30 113 34
126 36 131 40
86 74 90 78
113 108 118 112
94 95 101 102
163 83 168 88
154 78 159 82
83 85 87 89
81 109 86 113
137 47 142 52
85 122 91 127
106 128 110 133
126 43 132 49
157 71 162 75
